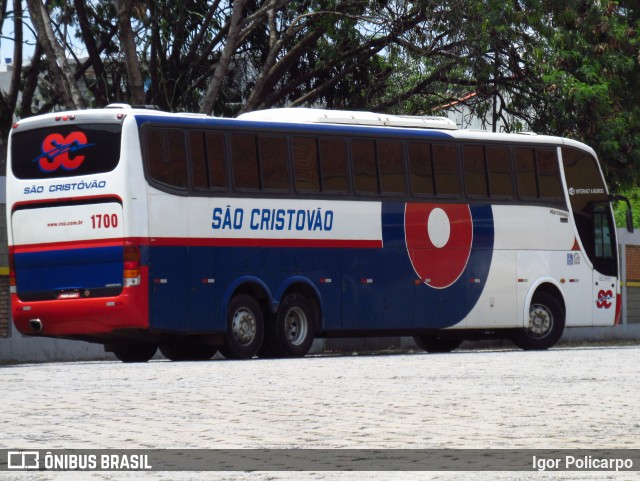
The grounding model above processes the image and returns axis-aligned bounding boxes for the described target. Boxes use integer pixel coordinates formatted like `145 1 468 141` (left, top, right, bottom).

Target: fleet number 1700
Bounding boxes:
90 213 118 229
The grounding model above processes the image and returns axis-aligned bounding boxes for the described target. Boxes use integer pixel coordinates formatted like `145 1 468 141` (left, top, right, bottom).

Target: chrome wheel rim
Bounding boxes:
527 303 553 338
284 307 308 346
231 307 257 346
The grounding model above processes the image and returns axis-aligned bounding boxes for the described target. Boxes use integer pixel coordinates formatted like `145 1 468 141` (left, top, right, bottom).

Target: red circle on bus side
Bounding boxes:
405 203 473 289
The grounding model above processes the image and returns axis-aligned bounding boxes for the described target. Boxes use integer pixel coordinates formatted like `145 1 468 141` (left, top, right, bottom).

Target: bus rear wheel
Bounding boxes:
413 335 463 353
260 293 315 358
111 342 157 363
160 340 217 361
220 294 264 360
512 292 565 350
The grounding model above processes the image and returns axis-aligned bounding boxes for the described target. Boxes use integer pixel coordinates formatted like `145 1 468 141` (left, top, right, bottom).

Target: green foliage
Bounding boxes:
532 1 640 187
613 187 640 229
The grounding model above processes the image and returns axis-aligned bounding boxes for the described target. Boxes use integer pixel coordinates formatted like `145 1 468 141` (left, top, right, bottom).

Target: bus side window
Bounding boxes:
259 135 289 192
319 138 348 193
378 141 405 195
190 131 208 189
206 132 227 190
536 148 562 200
292 137 320 193
408 142 434 196
433 143 460 196
486 146 513 198
594 205 614 258
463 145 488 198
190 131 227 191
515 147 538 199
147 129 187 190
352 139 378 195
231 133 259 191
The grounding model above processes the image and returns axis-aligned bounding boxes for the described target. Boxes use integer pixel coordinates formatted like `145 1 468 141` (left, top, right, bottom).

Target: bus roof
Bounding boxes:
11 105 596 156
237 108 459 130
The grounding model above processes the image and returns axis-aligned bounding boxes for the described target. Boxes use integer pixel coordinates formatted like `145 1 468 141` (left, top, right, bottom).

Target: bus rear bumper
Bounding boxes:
11 286 149 338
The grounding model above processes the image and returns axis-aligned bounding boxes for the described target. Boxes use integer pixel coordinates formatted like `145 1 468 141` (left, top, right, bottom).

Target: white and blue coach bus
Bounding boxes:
6 106 631 362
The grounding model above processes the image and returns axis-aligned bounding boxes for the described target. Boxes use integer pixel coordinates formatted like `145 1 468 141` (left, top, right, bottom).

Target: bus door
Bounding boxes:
591 204 618 325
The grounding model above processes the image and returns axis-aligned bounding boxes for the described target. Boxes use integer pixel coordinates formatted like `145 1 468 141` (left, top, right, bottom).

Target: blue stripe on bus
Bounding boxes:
15 246 123 293
133 115 455 140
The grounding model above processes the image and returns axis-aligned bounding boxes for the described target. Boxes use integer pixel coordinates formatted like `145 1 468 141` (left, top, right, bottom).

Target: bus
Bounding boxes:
6 105 632 362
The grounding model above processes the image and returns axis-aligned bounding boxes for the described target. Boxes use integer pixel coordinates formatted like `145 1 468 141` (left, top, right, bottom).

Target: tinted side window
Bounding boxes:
515 147 537 199
293 137 320 193
408 142 434 196
259 135 289 191
148 129 187 189
352 139 377 194
378 141 405 194
319 138 348 193
537 148 562 200
190 131 208 189
433 144 460 196
231 133 259 190
486 146 513 198
462 145 487 197
207 133 227 189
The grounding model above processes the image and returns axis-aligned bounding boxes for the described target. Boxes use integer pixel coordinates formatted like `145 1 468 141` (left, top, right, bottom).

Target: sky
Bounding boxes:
1 12 36 64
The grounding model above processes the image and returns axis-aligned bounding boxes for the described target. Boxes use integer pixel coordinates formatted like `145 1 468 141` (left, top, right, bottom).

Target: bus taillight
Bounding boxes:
123 242 141 287
615 293 622 326
8 249 16 294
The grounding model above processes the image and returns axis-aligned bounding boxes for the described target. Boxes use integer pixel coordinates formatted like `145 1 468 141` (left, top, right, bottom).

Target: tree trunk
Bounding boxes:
26 0 86 109
200 0 244 115
113 0 145 105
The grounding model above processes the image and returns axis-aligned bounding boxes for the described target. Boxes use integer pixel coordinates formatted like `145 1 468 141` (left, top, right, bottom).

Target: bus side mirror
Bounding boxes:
610 194 634 233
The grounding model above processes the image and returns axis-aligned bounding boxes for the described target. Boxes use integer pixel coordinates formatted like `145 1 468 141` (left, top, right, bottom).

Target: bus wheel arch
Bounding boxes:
220 282 269 360
260 282 320 358
513 283 566 350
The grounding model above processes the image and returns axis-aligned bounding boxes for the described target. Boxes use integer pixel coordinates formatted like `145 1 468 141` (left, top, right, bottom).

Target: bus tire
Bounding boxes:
512 292 565 350
262 293 315 358
220 294 264 360
160 340 217 361
111 342 157 363
413 335 463 353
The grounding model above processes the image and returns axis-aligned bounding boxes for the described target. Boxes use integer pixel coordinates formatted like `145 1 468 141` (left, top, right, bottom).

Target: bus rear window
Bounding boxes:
10 123 122 179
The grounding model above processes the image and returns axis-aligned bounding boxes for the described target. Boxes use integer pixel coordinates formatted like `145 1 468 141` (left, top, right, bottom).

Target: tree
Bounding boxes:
533 1 640 186
0 0 24 145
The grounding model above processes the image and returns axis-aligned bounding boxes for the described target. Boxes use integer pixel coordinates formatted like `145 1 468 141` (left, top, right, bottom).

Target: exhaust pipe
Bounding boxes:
29 319 43 333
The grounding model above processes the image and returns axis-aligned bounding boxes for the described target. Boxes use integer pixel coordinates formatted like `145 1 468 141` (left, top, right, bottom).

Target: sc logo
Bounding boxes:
36 132 93 172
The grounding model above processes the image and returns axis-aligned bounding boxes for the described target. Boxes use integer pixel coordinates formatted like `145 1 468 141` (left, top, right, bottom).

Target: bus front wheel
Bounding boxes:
220 294 264 360
512 292 565 350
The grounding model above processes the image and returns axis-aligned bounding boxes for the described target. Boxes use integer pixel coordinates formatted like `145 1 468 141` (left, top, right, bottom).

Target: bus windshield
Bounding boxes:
10 123 122 179
562 146 617 276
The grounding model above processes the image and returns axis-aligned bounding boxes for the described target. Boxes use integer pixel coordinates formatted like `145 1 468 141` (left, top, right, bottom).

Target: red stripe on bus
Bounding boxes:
147 237 383 249
12 238 124 253
12 236 383 252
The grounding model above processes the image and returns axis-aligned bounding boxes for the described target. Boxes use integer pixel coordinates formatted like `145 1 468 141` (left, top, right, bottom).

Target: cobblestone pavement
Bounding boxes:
1 345 639 481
